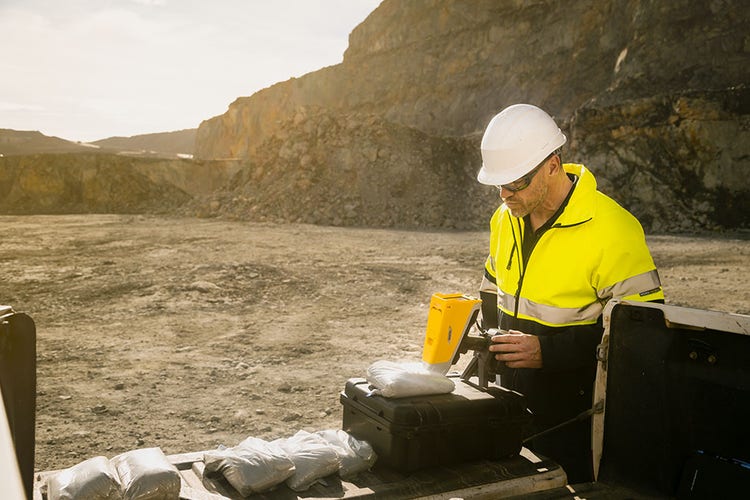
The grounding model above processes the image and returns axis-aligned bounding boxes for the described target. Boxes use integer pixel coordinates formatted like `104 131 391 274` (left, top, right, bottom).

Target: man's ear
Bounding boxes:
547 153 562 174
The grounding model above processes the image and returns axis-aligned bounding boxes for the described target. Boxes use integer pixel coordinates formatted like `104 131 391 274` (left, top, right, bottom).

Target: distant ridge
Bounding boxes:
93 129 196 157
0 128 196 158
0 129 99 156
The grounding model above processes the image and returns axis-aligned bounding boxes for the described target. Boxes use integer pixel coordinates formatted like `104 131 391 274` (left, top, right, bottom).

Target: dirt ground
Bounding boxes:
1 214 748 473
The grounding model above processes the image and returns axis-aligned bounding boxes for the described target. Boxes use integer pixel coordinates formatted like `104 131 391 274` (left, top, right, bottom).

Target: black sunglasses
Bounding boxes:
495 155 551 193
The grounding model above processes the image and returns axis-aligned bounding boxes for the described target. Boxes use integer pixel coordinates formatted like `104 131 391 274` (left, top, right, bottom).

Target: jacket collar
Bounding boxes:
553 163 596 228
498 163 597 228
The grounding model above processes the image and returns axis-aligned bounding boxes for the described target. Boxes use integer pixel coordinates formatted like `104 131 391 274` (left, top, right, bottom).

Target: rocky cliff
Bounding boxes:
192 107 484 228
0 154 239 214
195 0 750 232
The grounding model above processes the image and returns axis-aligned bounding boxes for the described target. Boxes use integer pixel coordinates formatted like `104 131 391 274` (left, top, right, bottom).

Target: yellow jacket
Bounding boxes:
483 163 663 330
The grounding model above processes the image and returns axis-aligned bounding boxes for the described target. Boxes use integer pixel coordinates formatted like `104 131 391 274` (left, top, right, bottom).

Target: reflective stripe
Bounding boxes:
499 292 602 326
498 270 664 327
480 275 497 294
598 270 663 301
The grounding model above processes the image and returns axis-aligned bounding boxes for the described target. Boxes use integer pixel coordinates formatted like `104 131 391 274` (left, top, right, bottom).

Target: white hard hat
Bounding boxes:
477 104 567 186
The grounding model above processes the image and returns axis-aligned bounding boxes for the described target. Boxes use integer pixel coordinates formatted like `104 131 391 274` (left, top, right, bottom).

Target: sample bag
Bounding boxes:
111 447 181 500
315 429 377 477
203 437 295 496
47 456 123 500
273 431 341 491
366 360 455 398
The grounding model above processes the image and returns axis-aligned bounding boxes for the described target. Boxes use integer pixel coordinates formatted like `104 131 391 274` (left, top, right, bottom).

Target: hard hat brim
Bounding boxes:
477 130 566 186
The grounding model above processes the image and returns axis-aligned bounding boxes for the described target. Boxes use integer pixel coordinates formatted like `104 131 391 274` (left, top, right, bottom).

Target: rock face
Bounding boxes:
194 108 484 228
0 154 239 214
571 87 750 232
194 0 750 232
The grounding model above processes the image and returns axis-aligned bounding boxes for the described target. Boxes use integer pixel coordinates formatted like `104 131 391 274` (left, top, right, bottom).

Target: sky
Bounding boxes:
0 0 382 143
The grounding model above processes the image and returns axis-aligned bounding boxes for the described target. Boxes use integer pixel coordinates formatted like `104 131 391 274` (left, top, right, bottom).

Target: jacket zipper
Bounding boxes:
507 214 523 322
508 219 591 325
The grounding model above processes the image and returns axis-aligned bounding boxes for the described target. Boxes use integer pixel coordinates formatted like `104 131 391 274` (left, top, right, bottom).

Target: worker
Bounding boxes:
476 103 664 483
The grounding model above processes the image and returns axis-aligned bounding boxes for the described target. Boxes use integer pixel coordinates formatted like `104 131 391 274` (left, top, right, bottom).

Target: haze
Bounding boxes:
0 0 381 143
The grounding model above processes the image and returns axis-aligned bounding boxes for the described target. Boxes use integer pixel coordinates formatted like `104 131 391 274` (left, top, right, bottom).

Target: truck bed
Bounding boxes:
33 447 566 499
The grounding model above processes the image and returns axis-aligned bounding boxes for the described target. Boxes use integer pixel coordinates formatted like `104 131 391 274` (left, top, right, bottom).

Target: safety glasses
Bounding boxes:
495 154 552 193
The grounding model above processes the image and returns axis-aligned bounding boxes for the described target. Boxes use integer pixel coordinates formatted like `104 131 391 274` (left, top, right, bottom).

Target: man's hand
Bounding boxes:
489 330 543 369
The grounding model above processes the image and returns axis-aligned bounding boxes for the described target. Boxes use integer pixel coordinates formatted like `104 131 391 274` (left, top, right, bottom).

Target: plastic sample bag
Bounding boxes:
47 455 123 500
203 437 295 496
366 360 455 398
273 431 341 491
111 447 181 500
315 429 377 477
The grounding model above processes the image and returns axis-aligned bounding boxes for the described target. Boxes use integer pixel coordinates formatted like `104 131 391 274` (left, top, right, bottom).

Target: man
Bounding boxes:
476 104 663 483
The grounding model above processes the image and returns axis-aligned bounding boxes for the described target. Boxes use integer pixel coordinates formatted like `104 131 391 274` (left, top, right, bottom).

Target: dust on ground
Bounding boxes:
1 214 748 472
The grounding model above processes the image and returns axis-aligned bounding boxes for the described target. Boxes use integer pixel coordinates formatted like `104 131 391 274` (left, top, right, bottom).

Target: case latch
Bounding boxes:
596 337 609 368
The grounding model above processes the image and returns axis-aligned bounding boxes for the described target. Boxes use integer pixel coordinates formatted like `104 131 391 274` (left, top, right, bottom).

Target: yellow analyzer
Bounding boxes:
421 293 482 375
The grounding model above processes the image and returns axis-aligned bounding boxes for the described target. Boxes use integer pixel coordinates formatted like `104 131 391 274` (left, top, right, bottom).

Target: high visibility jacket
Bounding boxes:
482 163 663 333
479 163 663 479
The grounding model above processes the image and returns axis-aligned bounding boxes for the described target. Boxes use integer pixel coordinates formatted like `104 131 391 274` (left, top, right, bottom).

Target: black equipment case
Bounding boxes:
0 305 37 499
340 374 532 472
